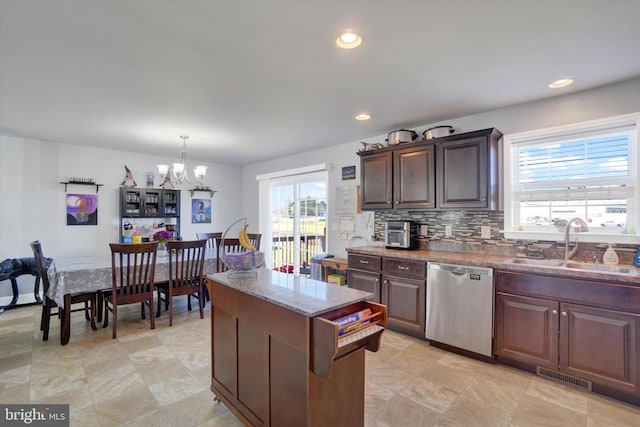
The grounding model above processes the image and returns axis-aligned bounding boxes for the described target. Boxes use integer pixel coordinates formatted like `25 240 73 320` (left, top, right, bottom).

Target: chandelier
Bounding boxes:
157 135 208 188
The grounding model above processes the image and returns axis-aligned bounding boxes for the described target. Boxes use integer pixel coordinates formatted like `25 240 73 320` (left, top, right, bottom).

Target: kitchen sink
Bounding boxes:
505 258 565 267
564 262 633 274
504 258 636 275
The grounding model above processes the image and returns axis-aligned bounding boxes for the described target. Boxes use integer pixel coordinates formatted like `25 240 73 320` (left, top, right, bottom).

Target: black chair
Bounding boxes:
156 239 207 326
103 242 158 339
30 240 98 341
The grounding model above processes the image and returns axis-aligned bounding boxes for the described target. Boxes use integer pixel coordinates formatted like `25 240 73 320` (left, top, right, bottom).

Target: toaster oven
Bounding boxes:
384 221 417 249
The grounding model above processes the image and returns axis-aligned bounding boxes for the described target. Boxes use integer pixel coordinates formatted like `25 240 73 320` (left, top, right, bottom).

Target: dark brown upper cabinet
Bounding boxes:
358 127 502 211
360 144 435 210
436 128 502 210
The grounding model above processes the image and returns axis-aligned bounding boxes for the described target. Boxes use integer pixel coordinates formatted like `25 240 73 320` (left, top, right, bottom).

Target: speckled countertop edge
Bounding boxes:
347 247 640 285
206 268 374 317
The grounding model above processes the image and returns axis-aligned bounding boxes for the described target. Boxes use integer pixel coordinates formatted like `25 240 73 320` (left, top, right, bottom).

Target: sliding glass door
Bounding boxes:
270 172 327 274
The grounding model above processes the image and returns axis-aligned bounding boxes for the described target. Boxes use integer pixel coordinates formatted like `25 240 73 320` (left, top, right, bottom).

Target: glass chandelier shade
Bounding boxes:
157 135 207 188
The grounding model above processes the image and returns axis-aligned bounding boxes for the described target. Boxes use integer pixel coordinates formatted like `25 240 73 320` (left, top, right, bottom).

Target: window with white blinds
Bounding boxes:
503 113 640 243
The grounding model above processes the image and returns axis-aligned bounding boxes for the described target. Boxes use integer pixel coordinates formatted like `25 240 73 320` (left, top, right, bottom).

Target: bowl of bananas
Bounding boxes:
221 218 264 278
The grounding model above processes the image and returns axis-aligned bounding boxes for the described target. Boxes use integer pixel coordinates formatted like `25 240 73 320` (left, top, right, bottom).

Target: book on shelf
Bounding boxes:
333 308 372 336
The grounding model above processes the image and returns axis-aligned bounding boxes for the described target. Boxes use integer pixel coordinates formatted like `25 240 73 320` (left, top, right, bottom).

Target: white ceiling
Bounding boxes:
1 1 640 166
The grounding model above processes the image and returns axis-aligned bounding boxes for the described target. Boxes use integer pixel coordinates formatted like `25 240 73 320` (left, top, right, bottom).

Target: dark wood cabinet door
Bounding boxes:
560 303 640 393
347 269 380 303
393 145 435 209
212 306 237 398
361 151 392 210
382 274 425 337
494 292 559 370
437 136 488 208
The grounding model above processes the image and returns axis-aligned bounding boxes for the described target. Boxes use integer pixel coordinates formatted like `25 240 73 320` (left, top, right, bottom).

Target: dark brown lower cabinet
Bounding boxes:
495 270 640 406
495 293 558 370
382 273 425 338
347 269 380 302
562 303 639 394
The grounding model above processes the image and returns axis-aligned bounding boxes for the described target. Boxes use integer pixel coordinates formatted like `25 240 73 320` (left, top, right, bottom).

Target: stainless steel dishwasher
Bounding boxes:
426 262 494 357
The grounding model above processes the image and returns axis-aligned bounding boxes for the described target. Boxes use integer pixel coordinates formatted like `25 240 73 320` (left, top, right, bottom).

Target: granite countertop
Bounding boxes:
206 268 374 317
346 247 640 285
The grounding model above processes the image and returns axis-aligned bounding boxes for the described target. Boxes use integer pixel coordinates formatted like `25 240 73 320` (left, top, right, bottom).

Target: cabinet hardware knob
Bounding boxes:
552 309 558 315
359 260 369 264
387 201 392 204
561 311 568 317
398 266 409 270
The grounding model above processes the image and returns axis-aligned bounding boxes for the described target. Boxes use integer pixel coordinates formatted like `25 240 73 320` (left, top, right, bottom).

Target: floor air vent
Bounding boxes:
537 367 592 392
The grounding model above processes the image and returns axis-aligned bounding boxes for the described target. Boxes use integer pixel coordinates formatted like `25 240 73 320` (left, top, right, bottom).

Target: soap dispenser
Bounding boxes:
603 243 619 265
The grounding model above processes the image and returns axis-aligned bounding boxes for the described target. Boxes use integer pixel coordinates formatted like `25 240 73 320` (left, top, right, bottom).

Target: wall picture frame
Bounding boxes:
66 194 98 225
192 198 211 223
342 165 356 180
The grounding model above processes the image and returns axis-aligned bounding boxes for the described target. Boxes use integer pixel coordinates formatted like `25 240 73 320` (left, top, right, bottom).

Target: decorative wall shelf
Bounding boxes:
189 188 217 198
60 182 104 193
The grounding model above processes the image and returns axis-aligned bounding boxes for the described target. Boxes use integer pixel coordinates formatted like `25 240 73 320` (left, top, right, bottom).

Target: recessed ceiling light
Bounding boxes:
355 113 371 121
548 78 574 89
336 30 362 49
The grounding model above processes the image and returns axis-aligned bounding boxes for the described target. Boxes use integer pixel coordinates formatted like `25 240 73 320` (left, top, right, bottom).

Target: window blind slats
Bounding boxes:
516 134 630 192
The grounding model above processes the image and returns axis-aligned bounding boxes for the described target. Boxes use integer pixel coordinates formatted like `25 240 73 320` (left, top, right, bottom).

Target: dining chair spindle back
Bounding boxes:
103 242 158 339
196 232 221 250
157 239 207 326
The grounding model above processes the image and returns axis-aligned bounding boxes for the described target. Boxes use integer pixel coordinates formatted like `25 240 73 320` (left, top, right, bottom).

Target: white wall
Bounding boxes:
2 77 639 299
0 137 243 261
241 78 640 259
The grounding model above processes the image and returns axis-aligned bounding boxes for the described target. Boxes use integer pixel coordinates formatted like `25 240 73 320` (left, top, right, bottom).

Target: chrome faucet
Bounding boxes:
564 217 589 261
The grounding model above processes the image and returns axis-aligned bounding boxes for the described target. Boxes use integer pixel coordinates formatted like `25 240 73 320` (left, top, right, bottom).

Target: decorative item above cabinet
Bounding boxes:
358 127 502 211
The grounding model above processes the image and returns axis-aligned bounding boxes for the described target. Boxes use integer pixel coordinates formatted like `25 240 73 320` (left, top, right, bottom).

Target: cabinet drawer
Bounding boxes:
383 258 425 278
348 254 381 272
312 301 387 379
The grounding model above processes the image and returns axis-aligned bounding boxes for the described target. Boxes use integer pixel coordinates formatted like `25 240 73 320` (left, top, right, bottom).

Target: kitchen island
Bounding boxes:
204 268 386 427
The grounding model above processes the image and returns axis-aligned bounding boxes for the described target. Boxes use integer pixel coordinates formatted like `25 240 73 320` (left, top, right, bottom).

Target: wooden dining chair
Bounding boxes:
214 237 245 272
246 233 262 251
30 240 98 341
196 232 221 250
103 242 158 339
156 239 207 326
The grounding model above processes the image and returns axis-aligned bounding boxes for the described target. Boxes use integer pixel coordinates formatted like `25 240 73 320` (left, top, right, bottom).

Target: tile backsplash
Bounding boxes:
373 210 638 264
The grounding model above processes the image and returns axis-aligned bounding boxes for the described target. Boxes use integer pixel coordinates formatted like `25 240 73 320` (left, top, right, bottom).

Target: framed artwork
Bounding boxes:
342 165 356 180
192 198 211 223
66 194 98 225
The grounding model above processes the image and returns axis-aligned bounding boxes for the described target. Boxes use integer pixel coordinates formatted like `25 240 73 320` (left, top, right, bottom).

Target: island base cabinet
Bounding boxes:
206 278 386 426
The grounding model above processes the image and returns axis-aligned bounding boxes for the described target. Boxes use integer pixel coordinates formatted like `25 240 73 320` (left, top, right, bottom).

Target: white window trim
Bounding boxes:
257 163 330 267
503 112 640 244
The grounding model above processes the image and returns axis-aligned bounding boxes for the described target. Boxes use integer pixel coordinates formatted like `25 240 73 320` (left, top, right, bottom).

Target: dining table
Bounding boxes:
47 249 218 345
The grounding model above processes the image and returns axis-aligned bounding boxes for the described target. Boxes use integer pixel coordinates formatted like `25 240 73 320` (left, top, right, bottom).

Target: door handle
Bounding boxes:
561 311 568 317
552 309 558 315
359 260 369 264
398 266 409 270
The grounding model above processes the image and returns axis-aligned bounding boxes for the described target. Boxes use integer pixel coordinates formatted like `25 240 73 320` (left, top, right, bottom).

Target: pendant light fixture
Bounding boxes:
173 135 191 184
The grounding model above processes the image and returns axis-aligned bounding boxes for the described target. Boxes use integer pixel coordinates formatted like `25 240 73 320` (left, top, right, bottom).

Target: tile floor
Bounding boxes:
1 301 639 427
